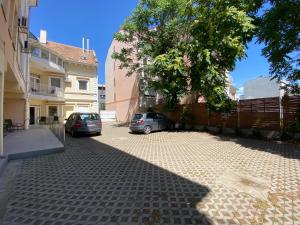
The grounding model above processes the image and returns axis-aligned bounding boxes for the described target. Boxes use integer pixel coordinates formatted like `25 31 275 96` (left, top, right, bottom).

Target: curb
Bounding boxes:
7 146 65 161
0 157 8 176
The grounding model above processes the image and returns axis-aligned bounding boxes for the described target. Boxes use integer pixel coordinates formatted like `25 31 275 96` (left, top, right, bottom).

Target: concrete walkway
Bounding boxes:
3 127 64 160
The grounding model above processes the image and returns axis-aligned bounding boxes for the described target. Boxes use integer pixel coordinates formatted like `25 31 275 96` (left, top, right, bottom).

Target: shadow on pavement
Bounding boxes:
213 135 300 160
2 134 212 225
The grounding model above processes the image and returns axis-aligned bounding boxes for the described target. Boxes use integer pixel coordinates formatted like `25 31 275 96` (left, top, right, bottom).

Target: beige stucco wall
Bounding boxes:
106 98 139 123
64 63 98 114
105 39 140 122
4 97 25 124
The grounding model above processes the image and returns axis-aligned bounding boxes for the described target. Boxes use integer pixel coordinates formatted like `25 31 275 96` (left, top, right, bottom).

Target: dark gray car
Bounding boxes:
65 113 102 137
130 112 174 134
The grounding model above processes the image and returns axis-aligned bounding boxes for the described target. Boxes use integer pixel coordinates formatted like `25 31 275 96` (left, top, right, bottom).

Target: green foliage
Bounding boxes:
235 128 243 137
252 128 263 139
257 0 300 93
112 0 257 109
202 125 209 132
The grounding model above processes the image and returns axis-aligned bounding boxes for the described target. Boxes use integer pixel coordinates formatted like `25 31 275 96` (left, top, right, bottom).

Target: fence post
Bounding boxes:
279 96 283 130
237 100 240 129
207 108 210 127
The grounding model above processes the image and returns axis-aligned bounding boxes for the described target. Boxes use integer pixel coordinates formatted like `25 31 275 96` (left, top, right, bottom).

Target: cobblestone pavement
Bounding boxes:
1 123 300 225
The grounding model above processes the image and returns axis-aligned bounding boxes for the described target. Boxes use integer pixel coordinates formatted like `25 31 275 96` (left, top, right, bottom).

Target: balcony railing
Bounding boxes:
30 84 64 98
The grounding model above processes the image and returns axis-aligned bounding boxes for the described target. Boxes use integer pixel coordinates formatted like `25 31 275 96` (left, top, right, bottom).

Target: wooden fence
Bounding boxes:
156 95 300 131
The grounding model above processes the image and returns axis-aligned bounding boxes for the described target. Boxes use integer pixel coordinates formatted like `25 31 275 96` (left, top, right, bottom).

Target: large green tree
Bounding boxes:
112 0 258 110
257 0 300 92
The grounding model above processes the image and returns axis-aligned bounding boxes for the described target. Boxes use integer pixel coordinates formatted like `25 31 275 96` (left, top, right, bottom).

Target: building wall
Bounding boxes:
28 39 99 122
65 63 98 113
4 97 25 124
105 39 140 122
0 0 31 94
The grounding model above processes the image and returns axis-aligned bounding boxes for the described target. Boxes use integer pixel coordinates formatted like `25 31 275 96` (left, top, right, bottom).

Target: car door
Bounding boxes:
157 113 167 130
146 113 158 131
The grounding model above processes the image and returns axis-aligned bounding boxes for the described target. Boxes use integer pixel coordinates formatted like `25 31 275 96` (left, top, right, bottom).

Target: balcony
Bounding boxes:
30 48 65 74
30 84 65 101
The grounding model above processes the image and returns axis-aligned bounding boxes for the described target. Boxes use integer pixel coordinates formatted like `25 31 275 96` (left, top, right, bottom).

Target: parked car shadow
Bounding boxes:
213 135 300 160
2 134 213 225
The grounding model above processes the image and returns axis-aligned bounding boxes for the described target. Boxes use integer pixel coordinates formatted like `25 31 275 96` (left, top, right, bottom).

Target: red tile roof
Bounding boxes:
41 41 98 66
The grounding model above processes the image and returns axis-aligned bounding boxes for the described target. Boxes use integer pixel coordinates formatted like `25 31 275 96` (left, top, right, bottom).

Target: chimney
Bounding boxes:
82 37 85 54
39 30 47 44
87 39 90 54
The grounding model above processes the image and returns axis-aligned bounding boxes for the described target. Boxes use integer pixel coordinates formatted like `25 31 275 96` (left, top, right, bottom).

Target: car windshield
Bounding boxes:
132 114 143 120
78 114 99 121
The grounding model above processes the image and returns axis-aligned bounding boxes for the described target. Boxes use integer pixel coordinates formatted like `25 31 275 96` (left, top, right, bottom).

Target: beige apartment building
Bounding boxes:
28 31 99 125
0 0 38 155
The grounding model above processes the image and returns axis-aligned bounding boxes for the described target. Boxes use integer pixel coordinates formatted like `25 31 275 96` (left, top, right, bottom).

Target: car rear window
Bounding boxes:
146 113 157 119
78 113 100 121
133 114 143 120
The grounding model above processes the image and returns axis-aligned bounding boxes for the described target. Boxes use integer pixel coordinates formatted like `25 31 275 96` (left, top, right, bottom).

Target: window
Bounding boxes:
146 113 157 119
30 75 40 92
50 54 57 63
78 113 100 121
48 106 58 117
50 77 61 88
41 49 49 60
78 80 88 91
57 58 63 67
31 48 40 57
133 114 143 120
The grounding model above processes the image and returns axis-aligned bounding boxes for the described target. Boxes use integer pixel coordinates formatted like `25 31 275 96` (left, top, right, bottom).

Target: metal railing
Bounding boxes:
30 84 64 98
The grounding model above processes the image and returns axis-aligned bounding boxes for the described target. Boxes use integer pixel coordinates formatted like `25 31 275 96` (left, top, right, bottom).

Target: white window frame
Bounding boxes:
77 79 89 92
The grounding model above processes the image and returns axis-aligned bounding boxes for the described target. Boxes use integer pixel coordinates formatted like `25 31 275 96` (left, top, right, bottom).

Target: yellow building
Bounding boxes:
0 0 38 155
28 30 98 125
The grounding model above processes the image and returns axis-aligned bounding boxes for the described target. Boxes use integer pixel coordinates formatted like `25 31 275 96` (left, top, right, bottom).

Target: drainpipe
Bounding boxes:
24 49 30 130
0 70 4 157
0 42 4 157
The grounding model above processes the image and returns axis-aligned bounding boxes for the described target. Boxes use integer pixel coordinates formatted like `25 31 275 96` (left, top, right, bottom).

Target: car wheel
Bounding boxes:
96 132 101 136
144 126 152 134
71 129 77 137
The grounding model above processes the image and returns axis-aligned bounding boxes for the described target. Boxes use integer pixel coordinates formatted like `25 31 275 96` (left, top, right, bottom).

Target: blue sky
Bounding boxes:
30 0 271 90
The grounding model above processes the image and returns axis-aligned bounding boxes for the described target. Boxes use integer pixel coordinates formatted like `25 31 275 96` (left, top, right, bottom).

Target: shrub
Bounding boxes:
252 128 263 139
202 125 209 132
235 128 242 137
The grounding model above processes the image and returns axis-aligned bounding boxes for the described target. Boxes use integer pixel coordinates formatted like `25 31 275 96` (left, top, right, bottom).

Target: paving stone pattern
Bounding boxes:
1 124 300 225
